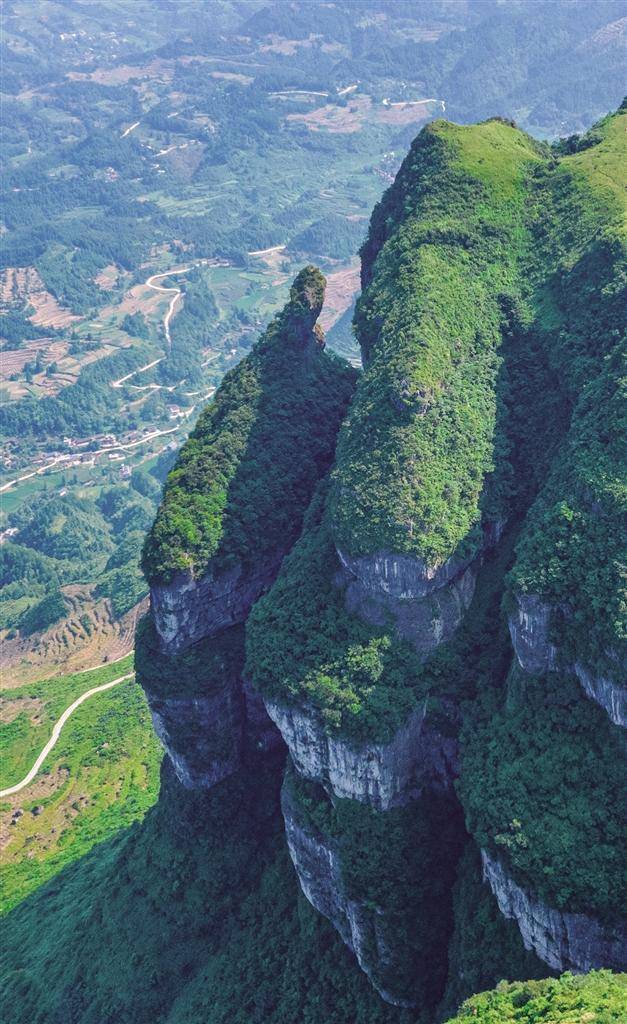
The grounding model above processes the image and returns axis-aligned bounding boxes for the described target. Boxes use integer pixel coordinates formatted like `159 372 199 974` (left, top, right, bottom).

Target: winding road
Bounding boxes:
145 265 199 350
0 671 135 798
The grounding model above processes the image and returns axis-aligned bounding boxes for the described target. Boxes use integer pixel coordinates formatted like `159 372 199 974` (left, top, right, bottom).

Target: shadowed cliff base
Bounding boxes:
1 757 559 1024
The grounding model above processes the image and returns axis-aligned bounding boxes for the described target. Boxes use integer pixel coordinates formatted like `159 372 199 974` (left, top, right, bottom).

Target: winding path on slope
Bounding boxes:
145 264 198 350
0 671 135 797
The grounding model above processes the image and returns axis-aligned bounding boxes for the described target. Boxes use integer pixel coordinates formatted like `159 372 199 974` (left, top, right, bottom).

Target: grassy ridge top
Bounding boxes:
329 118 542 565
564 104 627 227
141 267 356 585
444 970 627 1023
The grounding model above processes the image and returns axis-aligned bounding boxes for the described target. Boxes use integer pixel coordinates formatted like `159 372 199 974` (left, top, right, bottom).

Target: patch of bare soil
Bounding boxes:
0 267 81 329
287 96 371 133
94 264 120 289
100 282 166 323
0 697 45 725
209 71 253 84
376 100 436 126
0 588 147 687
66 58 174 87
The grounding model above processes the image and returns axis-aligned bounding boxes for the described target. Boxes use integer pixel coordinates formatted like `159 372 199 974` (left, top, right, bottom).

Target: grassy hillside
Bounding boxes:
0 658 160 913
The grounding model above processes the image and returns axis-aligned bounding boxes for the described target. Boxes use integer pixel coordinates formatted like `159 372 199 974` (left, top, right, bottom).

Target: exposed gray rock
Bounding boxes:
335 545 476 601
481 850 627 973
508 593 558 675
264 697 457 808
281 778 415 1007
509 593 626 727
151 553 283 653
574 662 627 728
344 563 476 656
147 687 243 790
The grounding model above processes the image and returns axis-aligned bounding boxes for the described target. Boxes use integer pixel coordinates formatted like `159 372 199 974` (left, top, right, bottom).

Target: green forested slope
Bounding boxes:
142 267 356 584
444 971 627 1023
329 118 542 564
2 106 626 1024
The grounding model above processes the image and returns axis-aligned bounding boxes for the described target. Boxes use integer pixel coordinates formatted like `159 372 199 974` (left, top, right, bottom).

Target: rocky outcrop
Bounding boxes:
336 545 476 601
481 850 627 973
336 521 503 658
151 553 284 654
344 562 476 657
508 593 557 675
264 697 457 809
509 593 626 727
281 778 415 1007
574 662 627 728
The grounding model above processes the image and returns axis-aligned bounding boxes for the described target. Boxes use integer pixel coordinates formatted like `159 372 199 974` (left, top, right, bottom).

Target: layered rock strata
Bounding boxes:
482 851 627 973
264 697 457 809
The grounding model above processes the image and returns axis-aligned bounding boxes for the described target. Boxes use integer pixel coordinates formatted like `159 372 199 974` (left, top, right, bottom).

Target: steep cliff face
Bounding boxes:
508 593 558 675
482 851 627 973
138 268 355 787
342 556 477 657
508 593 626 727
150 552 284 655
280 767 464 1009
265 697 456 809
280 779 414 1007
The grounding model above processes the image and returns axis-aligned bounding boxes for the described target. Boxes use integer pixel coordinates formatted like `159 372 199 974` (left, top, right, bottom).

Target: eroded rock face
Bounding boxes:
481 850 627 973
281 779 415 1008
336 545 476 601
508 593 558 675
263 697 458 809
344 562 476 657
509 594 626 727
574 662 627 728
151 553 284 654
148 689 243 791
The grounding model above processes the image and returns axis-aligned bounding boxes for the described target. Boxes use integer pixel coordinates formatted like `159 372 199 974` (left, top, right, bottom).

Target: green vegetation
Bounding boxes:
508 106 627 672
0 657 160 913
440 844 552 1018
330 119 542 566
0 655 134 790
135 614 244 701
18 588 67 635
286 768 464 1008
458 670 627 917
247 486 424 742
2 473 160 632
142 267 356 584
0 766 423 1024
444 971 627 1023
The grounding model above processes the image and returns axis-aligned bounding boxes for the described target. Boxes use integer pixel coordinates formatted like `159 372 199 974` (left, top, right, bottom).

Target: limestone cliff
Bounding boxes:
508 592 626 727
482 851 627 974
